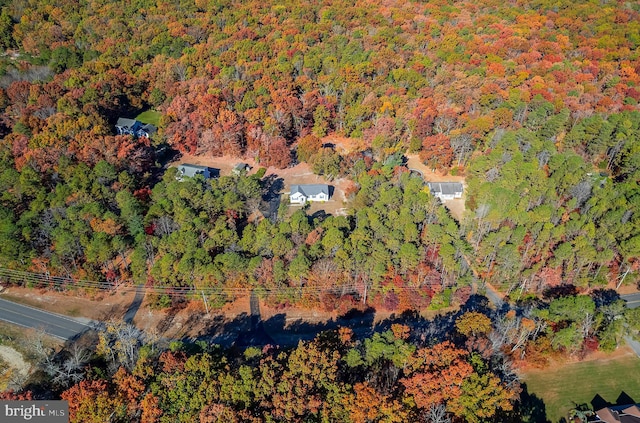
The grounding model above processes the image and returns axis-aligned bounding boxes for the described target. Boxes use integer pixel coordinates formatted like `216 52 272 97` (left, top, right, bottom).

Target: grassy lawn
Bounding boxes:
135 109 161 126
520 350 640 422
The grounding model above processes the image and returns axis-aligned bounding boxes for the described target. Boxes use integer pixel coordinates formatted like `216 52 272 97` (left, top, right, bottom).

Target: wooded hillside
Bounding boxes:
0 0 638 306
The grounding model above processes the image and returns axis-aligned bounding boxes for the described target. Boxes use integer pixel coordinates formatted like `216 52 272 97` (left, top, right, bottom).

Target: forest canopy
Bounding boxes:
0 0 638 305
1 0 640 421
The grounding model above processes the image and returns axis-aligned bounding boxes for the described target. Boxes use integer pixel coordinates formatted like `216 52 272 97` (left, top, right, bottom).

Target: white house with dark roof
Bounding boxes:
289 184 330 204
176 164 218 180
116 117 157 138
426 182 463 200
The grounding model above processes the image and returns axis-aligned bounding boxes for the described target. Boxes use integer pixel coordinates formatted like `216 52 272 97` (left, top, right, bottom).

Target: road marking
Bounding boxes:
0 306 85 332
0 301 92 340
0 315 67 341
0 298 92 325
0 304 87 329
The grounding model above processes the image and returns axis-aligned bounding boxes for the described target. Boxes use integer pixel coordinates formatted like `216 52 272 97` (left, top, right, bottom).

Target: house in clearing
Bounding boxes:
426 182 463 200
176 164 219 180
232 163 251 175
115 117 157 138
289 184 331 204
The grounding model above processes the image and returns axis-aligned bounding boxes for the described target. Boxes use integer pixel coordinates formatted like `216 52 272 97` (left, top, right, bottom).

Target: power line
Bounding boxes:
0 267 441 298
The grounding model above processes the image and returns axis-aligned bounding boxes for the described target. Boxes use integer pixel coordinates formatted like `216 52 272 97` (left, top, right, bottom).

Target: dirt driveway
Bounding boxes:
405 154 467 221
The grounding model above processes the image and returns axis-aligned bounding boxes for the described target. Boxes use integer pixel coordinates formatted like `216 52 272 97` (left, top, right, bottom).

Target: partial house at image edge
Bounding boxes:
289 184 331 204
594 404 640 422
426 182 463 200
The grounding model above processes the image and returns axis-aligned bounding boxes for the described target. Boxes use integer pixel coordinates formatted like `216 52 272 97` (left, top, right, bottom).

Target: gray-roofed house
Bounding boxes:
116 118 157 138
426 182 463 200
289 184 330 204
176 164 219 180
232 163 251 175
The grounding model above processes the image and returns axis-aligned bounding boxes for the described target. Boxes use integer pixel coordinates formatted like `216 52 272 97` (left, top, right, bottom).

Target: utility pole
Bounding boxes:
201 290 210 315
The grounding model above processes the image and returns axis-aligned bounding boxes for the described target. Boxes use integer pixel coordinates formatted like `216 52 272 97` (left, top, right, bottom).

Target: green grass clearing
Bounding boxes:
135 110 161 126
520 350 640 422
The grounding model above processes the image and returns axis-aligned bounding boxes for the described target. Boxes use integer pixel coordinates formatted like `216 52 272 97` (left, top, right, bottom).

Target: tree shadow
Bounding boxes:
503 383 549 423
460 294 492 314
155 144 181 169
184 293 509 351
590 289 621 308
616 391 636 406
260 174 284 220
189 305 381 349
124 286 144 324
261 174 284 201
310 209 330 222
591 393 611 411
542 285 578 300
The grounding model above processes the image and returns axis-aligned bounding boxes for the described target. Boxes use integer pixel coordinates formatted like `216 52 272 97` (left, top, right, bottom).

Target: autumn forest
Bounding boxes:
1 0 640 421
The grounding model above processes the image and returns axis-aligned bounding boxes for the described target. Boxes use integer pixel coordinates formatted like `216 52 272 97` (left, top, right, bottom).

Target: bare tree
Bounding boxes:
450 133 473 166
536 150 551 169
97 321 147 372
423 404 451 423
172 63 188 82
154 216 178 236
570 180 592 208
23 329 89 388
42 344 91 388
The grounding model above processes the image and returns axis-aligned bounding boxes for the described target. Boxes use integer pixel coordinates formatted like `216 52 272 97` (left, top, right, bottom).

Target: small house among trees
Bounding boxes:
115 118 157 138
289 184 331 204
233 163 251 175
426 182 463 200
176 164 219 180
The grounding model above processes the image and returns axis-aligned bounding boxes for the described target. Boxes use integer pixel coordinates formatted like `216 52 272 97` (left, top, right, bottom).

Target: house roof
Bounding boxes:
426 182 463 195
178 164 213 178
140 123 157 134
290 184 329 197
116 118 156 134
624 406 640 417
596 405 640 423
116 117 138 129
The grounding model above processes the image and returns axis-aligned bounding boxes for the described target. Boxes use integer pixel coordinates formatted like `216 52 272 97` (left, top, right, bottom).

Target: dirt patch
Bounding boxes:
321 134 368 154
442 198 466 220
0 345 30 388
404 154 466 183
616 283 639 295
405 154 467 220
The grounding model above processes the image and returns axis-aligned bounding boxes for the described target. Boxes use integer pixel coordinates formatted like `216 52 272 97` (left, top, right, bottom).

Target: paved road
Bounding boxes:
624 336 640 357
0 298 94 340
623 293 640 309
